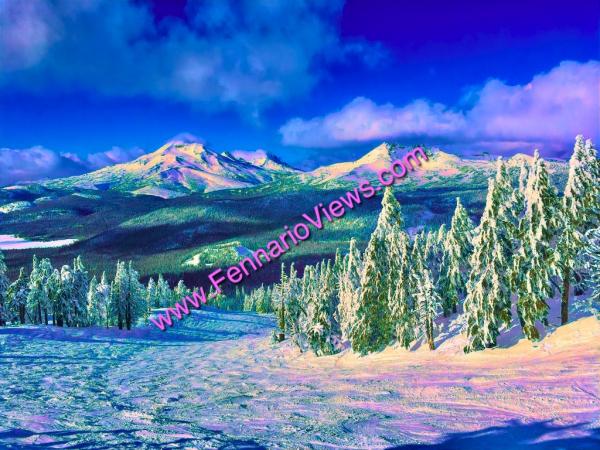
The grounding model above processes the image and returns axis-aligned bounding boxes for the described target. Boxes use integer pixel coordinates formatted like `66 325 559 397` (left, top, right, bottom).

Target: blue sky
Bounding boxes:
0 0 598 183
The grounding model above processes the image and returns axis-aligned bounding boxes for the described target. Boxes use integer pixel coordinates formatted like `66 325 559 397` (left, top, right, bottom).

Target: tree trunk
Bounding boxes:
427 318 435 350
19 305 25 324
561 267 570 325
44 309 48 325
517 307 525 329
125 293 132 330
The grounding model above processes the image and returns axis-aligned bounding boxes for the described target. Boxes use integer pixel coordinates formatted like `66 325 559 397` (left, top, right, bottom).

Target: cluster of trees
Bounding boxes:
0 136 597 351
0 254 192 330
241 136 600 354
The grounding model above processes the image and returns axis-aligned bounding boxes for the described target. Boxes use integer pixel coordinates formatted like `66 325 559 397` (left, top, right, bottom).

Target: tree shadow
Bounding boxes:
387 419 600 450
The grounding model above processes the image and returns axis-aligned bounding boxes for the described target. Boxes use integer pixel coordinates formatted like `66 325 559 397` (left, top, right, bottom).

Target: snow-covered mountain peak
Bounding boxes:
229 149 298 172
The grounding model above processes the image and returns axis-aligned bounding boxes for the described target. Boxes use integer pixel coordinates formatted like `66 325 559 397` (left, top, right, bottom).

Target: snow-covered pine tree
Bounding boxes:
174 280 191 303
411 231 425 273
255 284 272 313
375 187 405 238
298 265 318 349
70 256 89 327
351 233 390 354
582 138 600 229
582 227 600 314
350 188 404 353
146 277 157 313
27 256 53 324
123 261 144 330
59 264 75 327
7 268 29 324
155 274 171 308
285 262 305 342
555 136 600 324
388 230 415 348
306 260 338 355
47 268 62 326
513 150 560 340
111 261 127 329
463 178 512 352
86 276 100 326
440 198 475 316
97 272 111 328
337 238 362 341
0 250 9 326
415 268 441 350
243 287 256 311
275 263 289 341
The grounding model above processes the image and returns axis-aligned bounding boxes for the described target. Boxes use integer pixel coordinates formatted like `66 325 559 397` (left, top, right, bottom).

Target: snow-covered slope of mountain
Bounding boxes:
308 143 567 184
39 140 568 197
308 142 394 181
227 149 298 172
46 141 295 196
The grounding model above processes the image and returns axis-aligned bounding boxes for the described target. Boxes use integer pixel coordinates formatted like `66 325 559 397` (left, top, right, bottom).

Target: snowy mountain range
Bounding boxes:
44 140 298 198
38 139 567 198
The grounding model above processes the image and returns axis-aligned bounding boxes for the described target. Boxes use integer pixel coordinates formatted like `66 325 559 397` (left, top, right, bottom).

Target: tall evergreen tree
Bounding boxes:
7 267 29 324
337 238 362 341
513 150 560 340
173 280 191 306
583 227 600 314
555 136 600 324
111 261 127 329
146 277 157 313
96 272 111 328
155 274 171 308
0 250 9 326
47 269 63 326
86 276 100 326
70 256 89 327
374 187 405 238
123 261 144 330
440 198 475 315
350 188 404 353
27 256 53 324
463 179 512 352
351 233 390 354
59 265 75 327
306 261 337 355
388 231 415 348
285 263 304 342
415 268 441 350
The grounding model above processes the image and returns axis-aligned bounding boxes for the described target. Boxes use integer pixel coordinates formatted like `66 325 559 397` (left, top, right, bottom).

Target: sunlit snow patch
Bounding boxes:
0 234 77 250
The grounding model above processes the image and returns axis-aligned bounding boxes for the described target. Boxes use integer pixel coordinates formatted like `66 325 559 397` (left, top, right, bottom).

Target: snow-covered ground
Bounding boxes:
0 234 78 250
0 308 598 449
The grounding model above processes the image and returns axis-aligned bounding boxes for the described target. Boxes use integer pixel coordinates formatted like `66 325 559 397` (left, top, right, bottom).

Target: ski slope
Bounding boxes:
0 308 598 449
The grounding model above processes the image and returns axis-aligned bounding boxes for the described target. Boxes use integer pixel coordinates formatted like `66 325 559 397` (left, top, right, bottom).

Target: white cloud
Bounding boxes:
0 145 145 186
280 60 600 156
0 0 381 116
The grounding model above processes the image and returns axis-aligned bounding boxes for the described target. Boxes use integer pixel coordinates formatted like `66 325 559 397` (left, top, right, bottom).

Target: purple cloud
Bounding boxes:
280 60 600 157
0 145 145 186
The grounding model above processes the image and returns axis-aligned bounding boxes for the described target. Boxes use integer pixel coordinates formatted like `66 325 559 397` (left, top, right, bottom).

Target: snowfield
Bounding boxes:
0 308 598 449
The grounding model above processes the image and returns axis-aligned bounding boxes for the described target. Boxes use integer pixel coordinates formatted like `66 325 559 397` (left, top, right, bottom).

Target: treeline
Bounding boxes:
0 254 193 330
241 135 600 354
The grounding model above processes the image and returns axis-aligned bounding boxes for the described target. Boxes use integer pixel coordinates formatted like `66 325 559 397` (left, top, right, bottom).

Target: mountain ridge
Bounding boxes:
20 140 568 198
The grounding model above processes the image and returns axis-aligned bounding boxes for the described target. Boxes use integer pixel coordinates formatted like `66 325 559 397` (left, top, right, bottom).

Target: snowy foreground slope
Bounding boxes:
0 309 598 449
